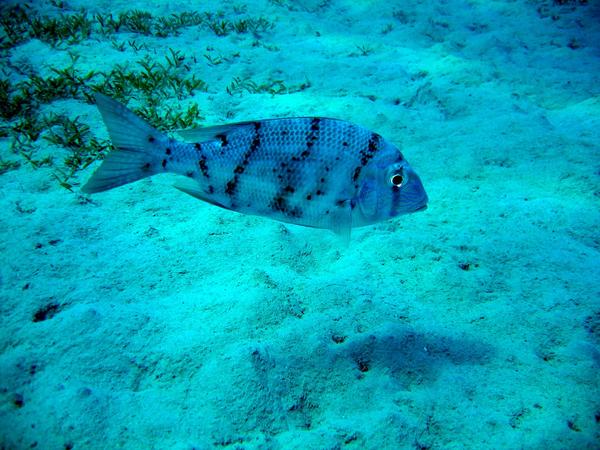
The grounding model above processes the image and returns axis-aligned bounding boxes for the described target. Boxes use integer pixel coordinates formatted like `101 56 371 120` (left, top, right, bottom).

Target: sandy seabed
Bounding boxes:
0 1 599 449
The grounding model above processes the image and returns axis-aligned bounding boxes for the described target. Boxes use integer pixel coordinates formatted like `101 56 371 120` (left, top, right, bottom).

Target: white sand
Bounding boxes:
0 0 599 448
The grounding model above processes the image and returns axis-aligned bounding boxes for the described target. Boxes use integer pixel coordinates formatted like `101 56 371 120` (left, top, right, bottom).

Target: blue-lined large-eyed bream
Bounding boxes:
83 94 428 236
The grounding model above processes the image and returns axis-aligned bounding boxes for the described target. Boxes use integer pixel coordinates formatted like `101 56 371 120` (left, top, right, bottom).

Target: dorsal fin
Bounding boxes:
177 122 256 143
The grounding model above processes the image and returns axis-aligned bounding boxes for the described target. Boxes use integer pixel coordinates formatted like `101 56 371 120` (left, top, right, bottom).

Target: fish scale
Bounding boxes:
83 94 428 237
185 118 376 227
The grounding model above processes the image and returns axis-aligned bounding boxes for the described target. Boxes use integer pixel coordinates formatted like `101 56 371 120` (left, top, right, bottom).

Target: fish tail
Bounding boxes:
81 93 168 194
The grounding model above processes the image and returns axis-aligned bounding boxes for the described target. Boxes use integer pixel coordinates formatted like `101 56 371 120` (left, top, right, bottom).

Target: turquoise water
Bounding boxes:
1 0 599 449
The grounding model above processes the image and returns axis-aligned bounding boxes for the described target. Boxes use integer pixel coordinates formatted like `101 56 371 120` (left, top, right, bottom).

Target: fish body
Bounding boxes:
83 94 428 235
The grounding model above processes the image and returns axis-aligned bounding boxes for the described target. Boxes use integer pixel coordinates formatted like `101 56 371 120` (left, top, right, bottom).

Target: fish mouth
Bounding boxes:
414 204 427 212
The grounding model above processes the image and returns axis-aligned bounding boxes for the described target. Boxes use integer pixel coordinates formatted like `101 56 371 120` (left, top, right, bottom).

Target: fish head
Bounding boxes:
356 144 428 224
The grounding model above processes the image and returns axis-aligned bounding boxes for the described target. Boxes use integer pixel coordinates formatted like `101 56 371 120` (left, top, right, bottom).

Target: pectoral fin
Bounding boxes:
358 180 378 220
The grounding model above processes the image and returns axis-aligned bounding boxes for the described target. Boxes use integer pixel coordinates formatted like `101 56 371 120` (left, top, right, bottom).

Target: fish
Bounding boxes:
82 94 428 238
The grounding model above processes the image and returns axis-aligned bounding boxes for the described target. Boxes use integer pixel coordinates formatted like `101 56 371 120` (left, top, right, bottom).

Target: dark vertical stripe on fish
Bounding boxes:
215 134 228 147
268 195 303 218
289 118 321 164
225 122 262 197
269 183 303 218
306 118 320 149
352 133 381 182
194 143 210 178
269 118 323 216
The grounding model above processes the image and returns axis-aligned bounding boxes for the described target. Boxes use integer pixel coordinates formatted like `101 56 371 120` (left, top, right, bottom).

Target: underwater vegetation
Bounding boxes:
0 0 588 192
226 76 310 96
0 49 206 189
0 6 275 49
0 3 301 191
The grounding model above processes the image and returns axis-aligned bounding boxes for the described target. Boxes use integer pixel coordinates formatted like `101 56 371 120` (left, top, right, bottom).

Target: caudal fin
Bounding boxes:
81 93 167 194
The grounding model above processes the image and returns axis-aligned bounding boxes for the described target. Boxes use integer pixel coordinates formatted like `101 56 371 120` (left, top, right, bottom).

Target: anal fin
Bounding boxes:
173 181 232 211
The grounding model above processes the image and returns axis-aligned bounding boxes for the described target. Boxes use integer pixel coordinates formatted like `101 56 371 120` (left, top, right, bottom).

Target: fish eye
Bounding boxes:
390 173 404 187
